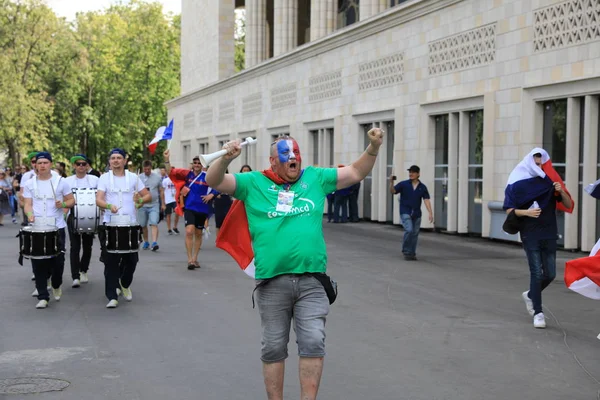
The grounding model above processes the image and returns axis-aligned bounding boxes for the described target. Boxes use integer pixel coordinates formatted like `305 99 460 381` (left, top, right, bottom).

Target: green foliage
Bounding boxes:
0 0 181 170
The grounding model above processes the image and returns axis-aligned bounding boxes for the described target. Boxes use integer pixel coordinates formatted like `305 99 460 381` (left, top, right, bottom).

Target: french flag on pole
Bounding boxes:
148 119 174 155
503 148 574 214
565 239 600 300
215 200 255 278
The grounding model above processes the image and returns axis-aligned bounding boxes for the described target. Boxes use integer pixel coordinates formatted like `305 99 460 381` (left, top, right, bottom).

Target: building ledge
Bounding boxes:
166 0 463 108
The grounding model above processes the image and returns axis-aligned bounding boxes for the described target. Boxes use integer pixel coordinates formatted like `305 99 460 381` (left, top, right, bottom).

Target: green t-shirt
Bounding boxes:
234 166 338 279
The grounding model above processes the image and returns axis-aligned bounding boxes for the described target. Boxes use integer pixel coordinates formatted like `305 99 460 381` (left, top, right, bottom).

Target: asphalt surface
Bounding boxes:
0 219 599 400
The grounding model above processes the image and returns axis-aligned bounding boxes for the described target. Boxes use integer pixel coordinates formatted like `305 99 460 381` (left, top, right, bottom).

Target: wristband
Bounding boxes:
137 198 143 204
164 161 170 164
106 203 112 210
61 201 67 208
367 150 378 156
26 211 33 217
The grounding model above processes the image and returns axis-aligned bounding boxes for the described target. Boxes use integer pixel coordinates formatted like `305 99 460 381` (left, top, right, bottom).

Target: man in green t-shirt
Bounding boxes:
206 129 383 400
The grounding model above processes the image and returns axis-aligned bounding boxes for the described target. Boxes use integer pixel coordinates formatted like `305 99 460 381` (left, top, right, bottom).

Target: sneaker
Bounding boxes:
36 300 48 309
106 299 119 308
121 286 132 301
173 228 180 235
80 272 89 283
31 274 35 281
31 288 39 297
12 218 17 224
533 312 546 329
142 242 150 250
203 227 210 240
52 287 62 301
522 291 534 316
72 279 81 288
188 263 195 270
151 242 159 252
168 230 173 235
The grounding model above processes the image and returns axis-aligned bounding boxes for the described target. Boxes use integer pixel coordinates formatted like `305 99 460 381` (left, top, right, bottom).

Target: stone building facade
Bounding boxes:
166 0 600 251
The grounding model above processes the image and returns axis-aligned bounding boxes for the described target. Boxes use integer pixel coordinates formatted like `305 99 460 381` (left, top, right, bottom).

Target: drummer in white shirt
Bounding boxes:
23 152 75 309
65 154 100 288
96 148 151 308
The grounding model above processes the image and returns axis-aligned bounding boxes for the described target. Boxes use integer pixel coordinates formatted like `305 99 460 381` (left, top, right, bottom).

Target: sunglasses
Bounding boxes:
75 162 88 166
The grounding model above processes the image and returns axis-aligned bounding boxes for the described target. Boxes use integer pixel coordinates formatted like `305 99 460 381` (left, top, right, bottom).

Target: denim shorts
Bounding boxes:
255 274 329 363
137 204 160 226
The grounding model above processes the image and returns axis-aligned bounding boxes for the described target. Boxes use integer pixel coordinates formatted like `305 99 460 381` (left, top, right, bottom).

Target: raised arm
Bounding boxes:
336 128 383 190
205 139 242 195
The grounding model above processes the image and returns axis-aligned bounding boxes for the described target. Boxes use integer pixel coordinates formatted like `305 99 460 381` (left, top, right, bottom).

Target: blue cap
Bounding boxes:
35 152 52 162
109 148 127 158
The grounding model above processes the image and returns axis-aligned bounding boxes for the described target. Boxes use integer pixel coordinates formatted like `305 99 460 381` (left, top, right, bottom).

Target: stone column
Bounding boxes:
245 0 267 68
564 97 581 249
359 0 374 20
274 0 298 57
581 95 599 252
447 112 459 233
457 111 470 234
311 0 336 41
325 0 336 35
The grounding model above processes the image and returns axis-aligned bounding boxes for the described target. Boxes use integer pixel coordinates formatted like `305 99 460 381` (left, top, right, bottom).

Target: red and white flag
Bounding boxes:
565 238 600 300
215 200 255 278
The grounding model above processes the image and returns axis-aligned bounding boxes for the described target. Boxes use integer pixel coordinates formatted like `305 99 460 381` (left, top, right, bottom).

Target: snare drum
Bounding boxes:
105 224 141 253
72 188 99 233
20 226 59 259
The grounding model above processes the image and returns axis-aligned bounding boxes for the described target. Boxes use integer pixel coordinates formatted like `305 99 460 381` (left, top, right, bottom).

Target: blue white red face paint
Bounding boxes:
276 139 302 164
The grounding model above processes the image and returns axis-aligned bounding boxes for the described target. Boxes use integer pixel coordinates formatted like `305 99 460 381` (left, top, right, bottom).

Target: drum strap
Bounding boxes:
32 176 61 219
109 171 131 211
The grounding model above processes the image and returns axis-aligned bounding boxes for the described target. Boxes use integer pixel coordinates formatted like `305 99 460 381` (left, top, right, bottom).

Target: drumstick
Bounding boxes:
50 179 56 200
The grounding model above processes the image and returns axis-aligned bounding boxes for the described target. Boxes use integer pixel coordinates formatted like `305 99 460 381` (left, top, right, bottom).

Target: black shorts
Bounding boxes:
165 202 177 215
184 210 207 230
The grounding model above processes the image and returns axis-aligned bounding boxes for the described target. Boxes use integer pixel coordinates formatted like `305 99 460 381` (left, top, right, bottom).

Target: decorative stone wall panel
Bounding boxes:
534 0 600 52
271 83 297 110
198 108 213 126
428 24 496 76
242 93 263 117
359 52 404 91
183 113 195 131
219 101 235 122
309 70 342 102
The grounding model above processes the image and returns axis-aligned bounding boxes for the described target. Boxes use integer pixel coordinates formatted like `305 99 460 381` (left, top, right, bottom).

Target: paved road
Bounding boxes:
0 220 598 400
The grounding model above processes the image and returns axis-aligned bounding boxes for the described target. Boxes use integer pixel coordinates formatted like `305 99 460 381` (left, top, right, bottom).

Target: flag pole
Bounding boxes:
167 139 172 150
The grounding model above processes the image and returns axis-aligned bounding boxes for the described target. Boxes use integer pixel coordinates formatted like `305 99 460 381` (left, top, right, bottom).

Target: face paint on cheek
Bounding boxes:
292 140 302 163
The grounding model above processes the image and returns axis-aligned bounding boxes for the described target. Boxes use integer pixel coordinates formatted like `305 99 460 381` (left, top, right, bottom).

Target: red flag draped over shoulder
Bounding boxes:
215 170 289 278
169 168 190 217
541 159 574 213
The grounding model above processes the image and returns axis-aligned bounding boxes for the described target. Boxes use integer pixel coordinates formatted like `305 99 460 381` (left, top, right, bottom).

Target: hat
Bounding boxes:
27 151 39 161
407 165 420 173
70 154 89 164
35 152 52 162
109 148 127 158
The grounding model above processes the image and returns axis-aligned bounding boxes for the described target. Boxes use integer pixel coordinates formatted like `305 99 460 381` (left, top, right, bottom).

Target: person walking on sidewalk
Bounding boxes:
65 154 99 287
138 160 163 251
206 129 384 400
389 165 433 261
503 148 573 329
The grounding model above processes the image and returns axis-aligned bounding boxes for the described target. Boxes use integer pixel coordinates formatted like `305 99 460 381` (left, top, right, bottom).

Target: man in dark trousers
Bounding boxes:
389 165 433 261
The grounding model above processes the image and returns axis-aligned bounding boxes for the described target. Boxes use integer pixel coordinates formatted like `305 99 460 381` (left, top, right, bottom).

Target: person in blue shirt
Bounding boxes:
389 165 433 261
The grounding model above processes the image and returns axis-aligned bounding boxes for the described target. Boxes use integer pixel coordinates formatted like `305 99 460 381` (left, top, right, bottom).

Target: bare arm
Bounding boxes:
96 190 118 213
24 197 33 222
423 199 434 223
205 139 242 195
337 128 384 190
555 182 573 210
163 150 173 175
506 208 540 218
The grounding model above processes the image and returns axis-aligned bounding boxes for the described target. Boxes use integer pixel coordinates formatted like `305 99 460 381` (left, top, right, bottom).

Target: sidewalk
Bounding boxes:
0 220 598 399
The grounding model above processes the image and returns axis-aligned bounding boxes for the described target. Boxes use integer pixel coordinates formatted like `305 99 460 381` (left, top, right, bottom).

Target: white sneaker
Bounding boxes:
52 287 62 301
116 288 121 296
72 279 81 288
36 300 48 309
106 299 119 308
31 274 35 281
533 313 546 329
522 291 534 316
31 288 39 297
80 272 89 283
121 286 132 301
203 227 210 239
